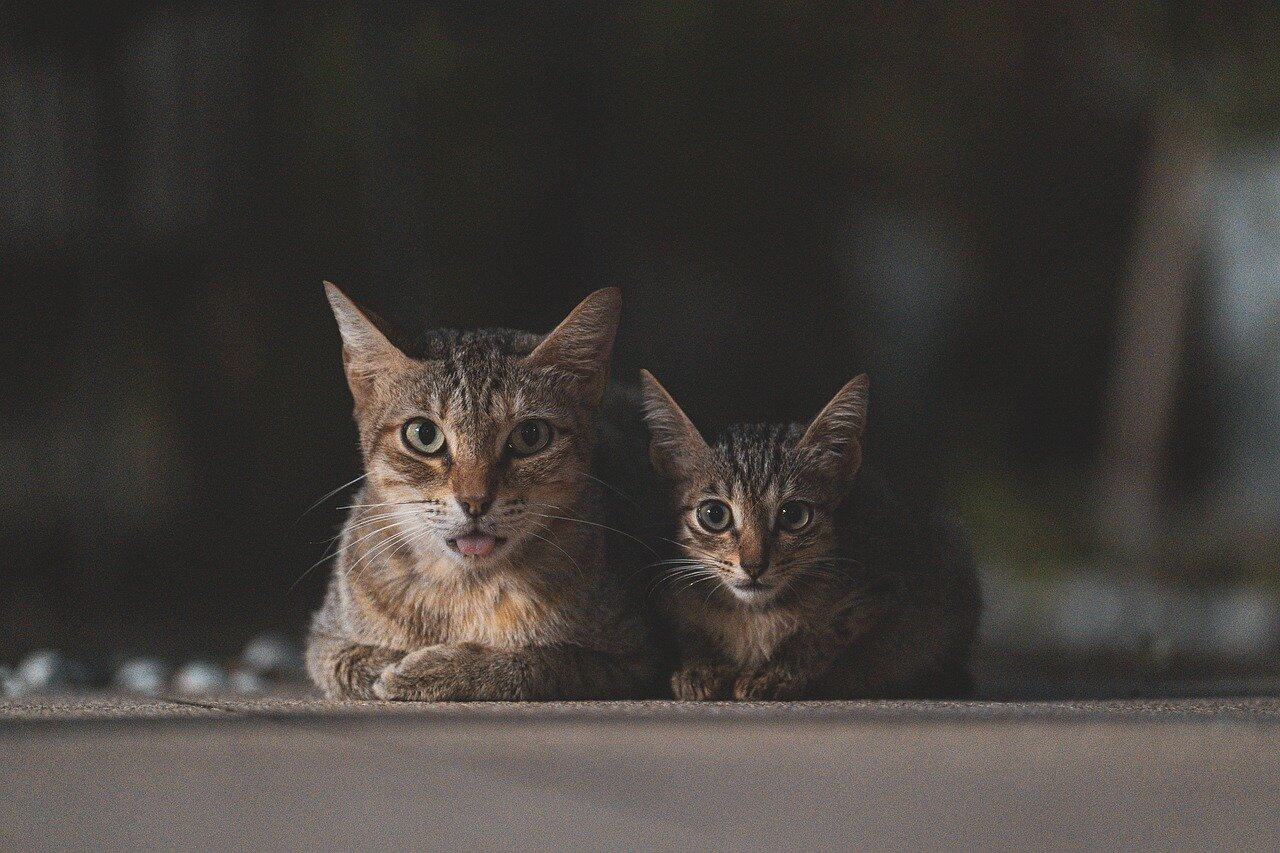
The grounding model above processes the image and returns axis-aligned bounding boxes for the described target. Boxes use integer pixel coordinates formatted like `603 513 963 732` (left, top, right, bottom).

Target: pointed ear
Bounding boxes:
796 374 870 480
639 369 713 481
324 282 416 401
524 288 621 406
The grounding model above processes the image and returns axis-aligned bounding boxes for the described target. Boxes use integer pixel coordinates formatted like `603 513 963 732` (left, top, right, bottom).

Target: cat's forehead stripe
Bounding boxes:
715 422 797 495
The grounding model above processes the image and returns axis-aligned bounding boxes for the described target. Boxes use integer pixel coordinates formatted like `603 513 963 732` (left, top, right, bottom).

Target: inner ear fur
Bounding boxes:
638 369 712 481
796 374 870 479
524 288 622 406
323 281 416 404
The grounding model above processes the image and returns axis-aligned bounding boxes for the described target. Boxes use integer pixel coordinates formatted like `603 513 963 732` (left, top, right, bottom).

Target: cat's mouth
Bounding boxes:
448 533 506 558
729 579 775 603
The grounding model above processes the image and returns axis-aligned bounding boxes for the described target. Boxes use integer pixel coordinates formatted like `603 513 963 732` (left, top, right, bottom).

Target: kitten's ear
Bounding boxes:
524 288 621 406
639 369 712 481
324 282 415 400
796 374 870 480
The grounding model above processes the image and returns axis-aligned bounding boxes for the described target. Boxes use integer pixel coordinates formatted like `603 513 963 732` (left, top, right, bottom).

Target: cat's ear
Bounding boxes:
524 287 622 406
796 374 870 480
324 282 416 400
639 369 712 481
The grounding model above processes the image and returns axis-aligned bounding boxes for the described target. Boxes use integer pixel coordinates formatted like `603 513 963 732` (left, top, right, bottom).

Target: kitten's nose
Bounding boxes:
457 494 494 518
739 562 766 581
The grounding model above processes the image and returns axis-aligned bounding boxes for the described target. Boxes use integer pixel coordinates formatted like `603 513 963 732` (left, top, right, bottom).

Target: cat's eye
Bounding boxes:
778 501 813 532
402 418 446 456
695 500 733 533
508 419 553 457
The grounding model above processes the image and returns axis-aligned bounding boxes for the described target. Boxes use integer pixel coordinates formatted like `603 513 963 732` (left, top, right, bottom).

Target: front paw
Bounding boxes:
733 666 807 700
373 645 468 702
671 664 731 700
324 645 405 700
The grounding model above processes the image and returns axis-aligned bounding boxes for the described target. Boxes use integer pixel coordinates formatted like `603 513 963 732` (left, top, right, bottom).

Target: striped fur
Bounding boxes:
307 286 657 701
640 371 980 700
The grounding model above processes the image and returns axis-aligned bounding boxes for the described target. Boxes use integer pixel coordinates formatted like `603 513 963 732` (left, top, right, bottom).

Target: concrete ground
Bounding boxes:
3 688 1280 850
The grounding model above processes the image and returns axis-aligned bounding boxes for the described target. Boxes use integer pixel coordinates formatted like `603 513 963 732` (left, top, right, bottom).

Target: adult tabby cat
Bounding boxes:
306 284 656 701
639 370 979 700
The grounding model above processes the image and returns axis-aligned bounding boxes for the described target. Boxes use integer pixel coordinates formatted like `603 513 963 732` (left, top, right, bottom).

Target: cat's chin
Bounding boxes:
727 582 778 606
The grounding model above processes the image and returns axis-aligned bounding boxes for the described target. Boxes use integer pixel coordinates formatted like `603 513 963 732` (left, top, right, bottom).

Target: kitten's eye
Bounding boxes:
778 501 813 532
508 419 553 456
695 500 733 533
402 418 446 456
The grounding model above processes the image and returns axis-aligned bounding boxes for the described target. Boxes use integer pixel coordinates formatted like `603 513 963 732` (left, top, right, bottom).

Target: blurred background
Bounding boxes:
3 3 1278 686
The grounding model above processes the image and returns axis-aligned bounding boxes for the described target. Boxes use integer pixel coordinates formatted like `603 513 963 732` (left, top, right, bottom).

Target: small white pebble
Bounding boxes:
230 669 268 694
0 665 24 698
241 633 304 676
18 649 72 693
173 660 230 695
113 658 172 696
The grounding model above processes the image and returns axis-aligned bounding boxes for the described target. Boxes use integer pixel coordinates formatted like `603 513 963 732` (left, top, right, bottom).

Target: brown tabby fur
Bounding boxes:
306 285 656 700
640 371 980 700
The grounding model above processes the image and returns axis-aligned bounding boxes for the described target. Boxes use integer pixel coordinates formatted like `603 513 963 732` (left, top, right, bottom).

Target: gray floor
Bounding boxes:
3 692 1280 850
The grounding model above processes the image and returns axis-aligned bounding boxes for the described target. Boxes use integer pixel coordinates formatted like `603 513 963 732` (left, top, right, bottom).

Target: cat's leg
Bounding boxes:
306 633 406 700
731 629 834 700
667 626 734 700
670 630 732 696
670 653 735 700
371 642 642 701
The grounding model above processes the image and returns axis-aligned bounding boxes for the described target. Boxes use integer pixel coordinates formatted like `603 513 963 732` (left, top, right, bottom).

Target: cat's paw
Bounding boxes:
324 645 405 700
372 645 468 702
732 666 807 700
671 664 731 701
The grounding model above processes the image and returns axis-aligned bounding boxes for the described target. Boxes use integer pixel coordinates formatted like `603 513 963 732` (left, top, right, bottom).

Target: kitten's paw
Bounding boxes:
671 665 730 701
732 667 807 700
372 645 466 702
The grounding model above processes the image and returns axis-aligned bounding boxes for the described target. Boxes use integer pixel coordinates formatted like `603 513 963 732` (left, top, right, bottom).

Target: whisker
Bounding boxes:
338 500 439 510
681 574 721 595
649 535 726 563
779 556 866 569
650 566 701 582
648 562 715 594
343 514 412 527
331 519 415 570
519 525 588 584
346 524 418 578
625 557 696 582
581 472 644 509
528 512 659 556
296 472 368 523
286 518 405 593
699 579 725 608
649 564 718 595
389 527 435 562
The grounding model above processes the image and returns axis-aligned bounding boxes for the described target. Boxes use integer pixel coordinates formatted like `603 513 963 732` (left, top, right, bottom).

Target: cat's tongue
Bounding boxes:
452 534 498 558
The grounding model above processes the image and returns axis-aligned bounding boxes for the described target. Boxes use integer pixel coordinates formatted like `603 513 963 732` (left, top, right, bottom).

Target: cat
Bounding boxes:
638 369 980 700
306 284 657 701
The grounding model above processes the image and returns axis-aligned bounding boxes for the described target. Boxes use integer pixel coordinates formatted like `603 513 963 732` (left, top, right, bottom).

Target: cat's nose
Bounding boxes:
739 562 766 581
457 493 494 518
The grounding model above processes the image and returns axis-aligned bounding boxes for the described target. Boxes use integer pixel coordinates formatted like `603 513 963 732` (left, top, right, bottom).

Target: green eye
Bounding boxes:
508 419 553 456
402 418 446 455
696 500 733 533
778 501 813 532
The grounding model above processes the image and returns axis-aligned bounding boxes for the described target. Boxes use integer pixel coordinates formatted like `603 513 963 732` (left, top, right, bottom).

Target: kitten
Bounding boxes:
306 284 657 701
639 370 980 700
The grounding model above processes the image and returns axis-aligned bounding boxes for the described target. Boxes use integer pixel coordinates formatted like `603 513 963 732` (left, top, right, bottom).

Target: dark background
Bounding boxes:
3 3 1277 662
